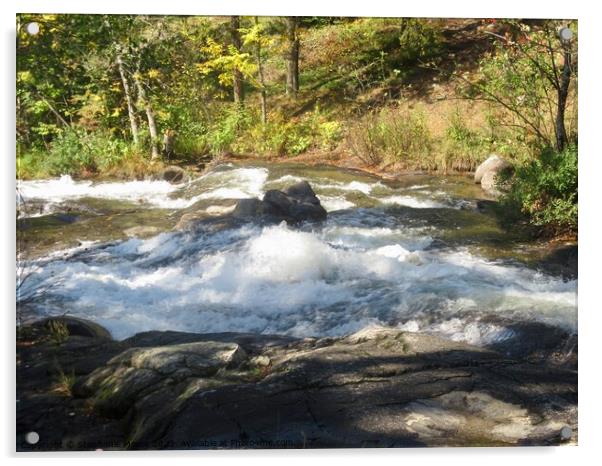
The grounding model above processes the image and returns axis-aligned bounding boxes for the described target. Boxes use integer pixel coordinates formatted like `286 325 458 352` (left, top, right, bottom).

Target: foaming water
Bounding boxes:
17 163 578 345
18 175 186 209
21 220 576 342
17 166 269 216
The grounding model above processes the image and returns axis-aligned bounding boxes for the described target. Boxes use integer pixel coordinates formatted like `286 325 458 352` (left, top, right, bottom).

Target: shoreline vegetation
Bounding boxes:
17 16 578 238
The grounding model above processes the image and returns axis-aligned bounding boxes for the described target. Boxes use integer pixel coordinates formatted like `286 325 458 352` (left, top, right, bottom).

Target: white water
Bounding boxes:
17 164 578 344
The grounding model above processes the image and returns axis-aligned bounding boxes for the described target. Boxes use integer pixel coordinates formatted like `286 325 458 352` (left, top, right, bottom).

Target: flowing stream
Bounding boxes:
17 162 577 350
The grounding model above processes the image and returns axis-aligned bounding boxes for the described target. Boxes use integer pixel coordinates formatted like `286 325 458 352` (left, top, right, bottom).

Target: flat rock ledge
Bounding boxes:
17 322 577 450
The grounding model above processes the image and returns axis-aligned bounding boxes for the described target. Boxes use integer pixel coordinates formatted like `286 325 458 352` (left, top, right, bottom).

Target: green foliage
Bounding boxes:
44 129 132 175
231 106 343 157
16 148 46 179
206 106 252 155
470 20 578 150
441 108 493 171
398 19 442 64
348 107 432 167
499 145 578 234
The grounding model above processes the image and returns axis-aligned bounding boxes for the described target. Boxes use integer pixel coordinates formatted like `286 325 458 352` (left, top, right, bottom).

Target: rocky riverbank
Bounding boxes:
17 317 577 450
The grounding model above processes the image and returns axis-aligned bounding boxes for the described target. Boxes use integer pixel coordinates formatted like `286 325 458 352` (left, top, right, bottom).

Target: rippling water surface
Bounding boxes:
17 163 577 345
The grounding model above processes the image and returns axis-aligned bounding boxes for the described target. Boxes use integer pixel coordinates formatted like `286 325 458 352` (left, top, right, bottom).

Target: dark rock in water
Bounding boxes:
486 320 577 368
538 244 578 280
476 199 498 213
231 198 264 219
17 322 577 450
162 165 186 184
283 180 321 205
233 181 327 224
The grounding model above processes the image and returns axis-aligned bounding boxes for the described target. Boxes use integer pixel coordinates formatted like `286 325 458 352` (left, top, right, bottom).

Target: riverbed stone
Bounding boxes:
162 165 186 184
474 154 512 184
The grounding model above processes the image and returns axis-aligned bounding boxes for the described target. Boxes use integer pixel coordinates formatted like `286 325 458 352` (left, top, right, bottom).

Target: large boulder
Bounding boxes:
233 180 327 224
474 154 513 195
231 198 264 219
33 316 112 340
162 165 186 184
474 154 512 183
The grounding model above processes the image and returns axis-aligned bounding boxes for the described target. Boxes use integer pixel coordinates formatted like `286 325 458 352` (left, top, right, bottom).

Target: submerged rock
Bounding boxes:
17 319 577 450
161 165 186 184
233 180 327 224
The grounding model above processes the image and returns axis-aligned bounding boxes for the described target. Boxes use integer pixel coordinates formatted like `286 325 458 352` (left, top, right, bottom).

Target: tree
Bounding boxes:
467 20 577 152
229 16 245 105
284 17 300 96
133 66 160 158
115 48 139 144
242 17 270 124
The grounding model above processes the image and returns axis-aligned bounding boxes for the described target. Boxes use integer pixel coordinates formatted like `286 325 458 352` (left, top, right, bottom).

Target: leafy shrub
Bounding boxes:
317 120 343 150
44 130 98 175
207 106 252 155
398 19 442 64
237 117 311 156
38 129 135 176
159 102 210 157
230 106 343 157
16 147 45 179
499 145 577 234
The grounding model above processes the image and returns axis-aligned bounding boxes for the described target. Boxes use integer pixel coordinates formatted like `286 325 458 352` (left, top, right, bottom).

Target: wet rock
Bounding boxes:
538 244 578 280
18 324 577 450
231 198 263 219
124 225 161 238
162 165 186 184
233 181 327 224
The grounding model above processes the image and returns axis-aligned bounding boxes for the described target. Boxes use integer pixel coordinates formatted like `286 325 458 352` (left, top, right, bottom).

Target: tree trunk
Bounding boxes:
555 47 572 152
133 72 159 159
285 17 300 96
254 17 267 124
229 16 244 105
116 53 139 144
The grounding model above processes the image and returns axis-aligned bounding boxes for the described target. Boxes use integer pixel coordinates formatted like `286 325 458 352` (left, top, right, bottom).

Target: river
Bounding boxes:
16 162 577 353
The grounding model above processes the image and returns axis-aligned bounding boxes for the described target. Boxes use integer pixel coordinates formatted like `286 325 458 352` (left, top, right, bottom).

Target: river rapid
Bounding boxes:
17 162 577 353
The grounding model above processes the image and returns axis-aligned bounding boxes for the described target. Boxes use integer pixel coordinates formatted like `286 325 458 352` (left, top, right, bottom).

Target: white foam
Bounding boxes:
18 175 185 207
315 180 385 195
21 222 577 342
317 196 356 212
379 195 447 209
17 167 270 214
